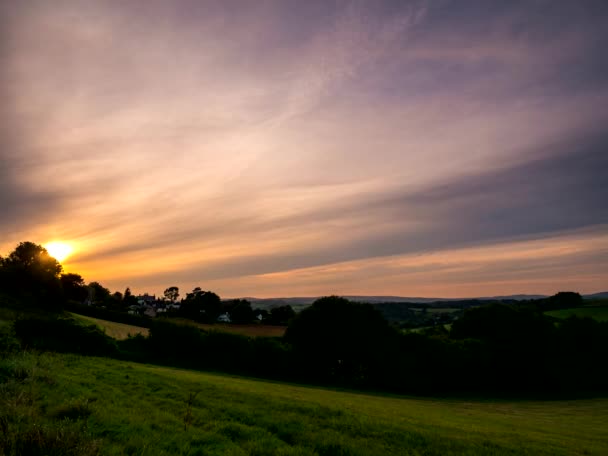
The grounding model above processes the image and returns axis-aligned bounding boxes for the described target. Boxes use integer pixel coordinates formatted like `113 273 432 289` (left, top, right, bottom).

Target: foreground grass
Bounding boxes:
69 313 149 339
2 352 607 455
545 306 608 322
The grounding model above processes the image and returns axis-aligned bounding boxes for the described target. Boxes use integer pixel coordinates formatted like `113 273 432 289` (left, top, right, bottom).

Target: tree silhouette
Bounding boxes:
123 287 138 307
88 281 111 305
181 288 221 322
285 296 395 383
60 273 88 302
164 286 179 303
0 241 63 307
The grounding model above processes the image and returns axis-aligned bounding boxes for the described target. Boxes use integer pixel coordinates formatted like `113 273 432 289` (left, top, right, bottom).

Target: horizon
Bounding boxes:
2 1 607 298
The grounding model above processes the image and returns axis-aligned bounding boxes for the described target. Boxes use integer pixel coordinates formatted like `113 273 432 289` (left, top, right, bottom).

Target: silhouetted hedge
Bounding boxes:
14 317 119 356
65 302 153 328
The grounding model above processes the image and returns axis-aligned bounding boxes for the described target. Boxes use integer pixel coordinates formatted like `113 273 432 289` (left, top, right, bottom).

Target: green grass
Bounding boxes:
403 323 452 333
411 308 461 314
69 313 149 339
2 351 607 455
168 317 287 337
545 306 608 322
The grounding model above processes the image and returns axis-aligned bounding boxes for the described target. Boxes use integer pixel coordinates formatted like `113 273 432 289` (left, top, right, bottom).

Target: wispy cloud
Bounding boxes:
1 0 607 296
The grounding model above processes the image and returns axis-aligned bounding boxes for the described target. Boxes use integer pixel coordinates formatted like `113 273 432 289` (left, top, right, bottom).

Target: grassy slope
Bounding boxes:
164 317 287 337
70 313 149 339
4 352 607 455
545 306 608 322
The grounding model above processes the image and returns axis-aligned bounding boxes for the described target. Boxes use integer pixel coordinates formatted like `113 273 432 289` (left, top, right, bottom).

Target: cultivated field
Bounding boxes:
2 351 607 455
70 313 149 339
70 313 286 339
171 318 287 337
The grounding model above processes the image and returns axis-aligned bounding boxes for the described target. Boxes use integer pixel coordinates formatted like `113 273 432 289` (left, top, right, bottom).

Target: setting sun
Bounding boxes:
45 242 73 262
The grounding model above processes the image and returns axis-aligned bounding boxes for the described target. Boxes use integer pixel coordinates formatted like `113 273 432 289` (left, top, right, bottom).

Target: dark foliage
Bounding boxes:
0 242 64 309
285 296 398 386
539 291 584 311
267 305 296 325
180 288 221 323
60 274 88 303
14 317 119 356
64 302 153 328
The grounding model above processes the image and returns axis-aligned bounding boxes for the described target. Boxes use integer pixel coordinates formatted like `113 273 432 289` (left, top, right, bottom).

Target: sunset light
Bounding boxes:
45 242 73 263
1 1 606 299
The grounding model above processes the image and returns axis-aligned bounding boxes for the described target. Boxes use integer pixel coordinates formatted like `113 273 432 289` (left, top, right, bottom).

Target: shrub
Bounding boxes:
13 317 119 356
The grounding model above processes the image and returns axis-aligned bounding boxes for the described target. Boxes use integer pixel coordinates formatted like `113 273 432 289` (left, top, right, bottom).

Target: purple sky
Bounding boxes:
1 0 607 298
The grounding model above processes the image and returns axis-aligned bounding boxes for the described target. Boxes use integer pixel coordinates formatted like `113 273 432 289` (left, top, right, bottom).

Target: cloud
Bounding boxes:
1 0 607 296
77 130 607 286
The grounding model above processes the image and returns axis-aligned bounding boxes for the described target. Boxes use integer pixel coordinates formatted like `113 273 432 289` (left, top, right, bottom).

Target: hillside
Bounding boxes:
545 305 608 322
2 351 607 455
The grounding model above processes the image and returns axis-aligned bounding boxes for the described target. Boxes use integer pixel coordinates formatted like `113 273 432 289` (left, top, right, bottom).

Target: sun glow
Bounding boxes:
45 242 73 262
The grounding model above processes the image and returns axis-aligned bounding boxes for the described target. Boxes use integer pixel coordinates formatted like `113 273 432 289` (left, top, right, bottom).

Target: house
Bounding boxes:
217 312 231 323
136 293 156 305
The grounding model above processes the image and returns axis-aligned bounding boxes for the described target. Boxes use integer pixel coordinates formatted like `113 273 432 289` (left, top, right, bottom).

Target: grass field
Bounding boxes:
69 312 286 339
70 313 149 339
411 308 461 314
2 351 607 455
171 318 287 337
545 306 608 322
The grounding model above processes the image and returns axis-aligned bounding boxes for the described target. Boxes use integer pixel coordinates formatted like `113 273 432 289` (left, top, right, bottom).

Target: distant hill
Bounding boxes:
584 292 608 300
243 294 550 310
241 292 607 311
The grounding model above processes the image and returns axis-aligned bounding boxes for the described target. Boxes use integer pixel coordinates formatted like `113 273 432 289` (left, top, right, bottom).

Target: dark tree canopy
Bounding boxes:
542 291 584 310
88 281 111 305
60 273 88 302
0 241 63 307
164 286 179 303
229 299 254 324
268 305 296 325
3 242 63 277
181 288 221 322
285 296 396 382
123 287 138 307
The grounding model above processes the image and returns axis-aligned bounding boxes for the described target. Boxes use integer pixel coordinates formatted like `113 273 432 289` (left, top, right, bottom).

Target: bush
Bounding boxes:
13 317 119 356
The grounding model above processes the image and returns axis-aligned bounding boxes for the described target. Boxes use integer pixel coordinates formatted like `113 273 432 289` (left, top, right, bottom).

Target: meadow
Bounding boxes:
70 313 149 339
171 318 287 337
2 350 607 455
545 303 608 322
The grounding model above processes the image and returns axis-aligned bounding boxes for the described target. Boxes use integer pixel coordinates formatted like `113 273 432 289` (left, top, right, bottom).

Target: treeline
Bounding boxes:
9 296 608 396
2 241 607 395
0 242 295 326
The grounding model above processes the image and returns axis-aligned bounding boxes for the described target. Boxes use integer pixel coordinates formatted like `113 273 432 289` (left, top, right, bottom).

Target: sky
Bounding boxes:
1 0 607 298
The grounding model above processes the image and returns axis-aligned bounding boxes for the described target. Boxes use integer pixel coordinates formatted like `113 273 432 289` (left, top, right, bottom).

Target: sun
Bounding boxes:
45 242 73 262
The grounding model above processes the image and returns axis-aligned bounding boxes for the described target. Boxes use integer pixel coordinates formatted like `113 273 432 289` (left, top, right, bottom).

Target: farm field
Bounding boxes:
545 305 608 322
70 313 149 339
69 313 286 339
171 317 287 337
2 351 607 455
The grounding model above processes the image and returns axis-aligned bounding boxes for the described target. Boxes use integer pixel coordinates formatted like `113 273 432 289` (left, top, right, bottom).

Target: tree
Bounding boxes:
181 288 221 322
284 296 395 383
542 292 584 311
123 287 138 307
268 305 296 325
4 242 62 277
164 286 179 303
0 241 63 307
60 273 88 302
88 281 111 306
229 300 254 324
